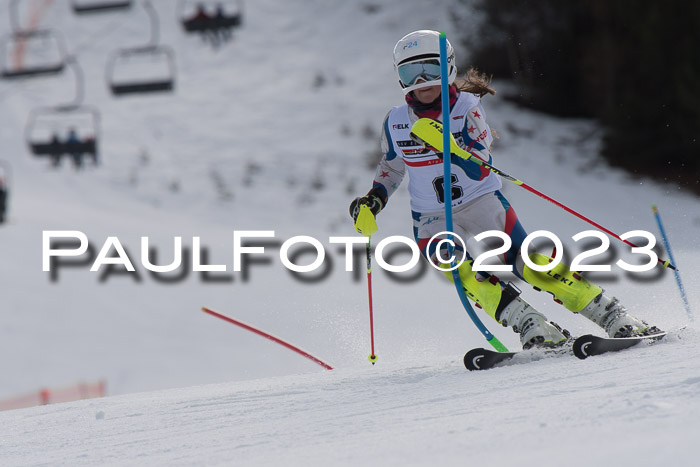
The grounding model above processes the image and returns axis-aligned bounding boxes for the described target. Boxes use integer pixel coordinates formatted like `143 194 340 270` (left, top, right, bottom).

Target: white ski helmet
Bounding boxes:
393 30 457 95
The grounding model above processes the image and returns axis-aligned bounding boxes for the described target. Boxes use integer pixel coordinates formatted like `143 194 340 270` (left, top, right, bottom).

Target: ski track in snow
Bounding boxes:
1 0 699 465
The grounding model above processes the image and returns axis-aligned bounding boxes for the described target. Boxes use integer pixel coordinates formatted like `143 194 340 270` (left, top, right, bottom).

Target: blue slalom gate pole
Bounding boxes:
438 33 507 352
652 205 693 321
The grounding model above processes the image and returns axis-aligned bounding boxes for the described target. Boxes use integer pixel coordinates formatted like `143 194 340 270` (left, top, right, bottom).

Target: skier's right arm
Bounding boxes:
349 113 406 222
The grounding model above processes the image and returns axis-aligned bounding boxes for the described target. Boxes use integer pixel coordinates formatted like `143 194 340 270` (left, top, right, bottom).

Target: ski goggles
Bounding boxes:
397 59 442 87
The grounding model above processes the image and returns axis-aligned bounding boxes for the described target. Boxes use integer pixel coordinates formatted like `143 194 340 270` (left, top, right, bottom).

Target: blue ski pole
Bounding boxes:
652 205 693 321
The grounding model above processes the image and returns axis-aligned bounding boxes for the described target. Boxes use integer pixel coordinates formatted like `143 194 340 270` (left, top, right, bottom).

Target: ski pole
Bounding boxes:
652 205 693 321
439 32 508 353
410 117 677 270
201 307 333 370
366 237 378 364
355 204 379 363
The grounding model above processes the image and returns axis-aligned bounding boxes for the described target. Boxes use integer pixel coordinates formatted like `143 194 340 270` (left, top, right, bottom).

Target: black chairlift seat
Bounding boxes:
30 140 97 157
0 30 67 80
106 45 176 96
2 62 65 79
110 78 173 95
72 0 133 14
182 13 242 32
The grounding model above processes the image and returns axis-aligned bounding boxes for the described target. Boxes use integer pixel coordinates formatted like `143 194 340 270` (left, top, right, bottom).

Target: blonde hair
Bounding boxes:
455 68 495 97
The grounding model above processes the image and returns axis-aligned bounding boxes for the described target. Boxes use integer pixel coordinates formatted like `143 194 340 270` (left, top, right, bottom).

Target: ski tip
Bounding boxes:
573 331 668 360
463 348 491 371
573 336 594 360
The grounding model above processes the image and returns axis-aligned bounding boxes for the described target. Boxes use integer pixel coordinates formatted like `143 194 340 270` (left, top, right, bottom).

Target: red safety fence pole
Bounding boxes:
0 380 106 411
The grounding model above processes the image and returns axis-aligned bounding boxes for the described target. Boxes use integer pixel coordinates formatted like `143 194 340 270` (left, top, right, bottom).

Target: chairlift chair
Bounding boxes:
0 30 67 79
25 106 100 160
71 0 133 14
106 45 176 95
179 0 243 33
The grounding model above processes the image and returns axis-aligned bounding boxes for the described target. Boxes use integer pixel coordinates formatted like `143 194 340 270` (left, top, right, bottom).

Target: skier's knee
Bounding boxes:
522 253 601 312
439 260 503 320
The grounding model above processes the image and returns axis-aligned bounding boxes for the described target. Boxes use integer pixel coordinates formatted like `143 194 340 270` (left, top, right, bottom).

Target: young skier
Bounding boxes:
349 30 660 349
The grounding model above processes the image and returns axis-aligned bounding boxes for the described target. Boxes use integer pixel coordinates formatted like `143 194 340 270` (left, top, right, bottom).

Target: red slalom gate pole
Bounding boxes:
201 307 333 370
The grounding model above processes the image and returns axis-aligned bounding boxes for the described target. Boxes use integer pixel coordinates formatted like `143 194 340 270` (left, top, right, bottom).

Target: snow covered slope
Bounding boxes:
0 0 699 465
2 329 699 466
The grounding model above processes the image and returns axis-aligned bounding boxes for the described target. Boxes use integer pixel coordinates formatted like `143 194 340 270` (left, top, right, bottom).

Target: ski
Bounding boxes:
463 344 572 371
465 328 681 370
463 348 518 371
572 331 668 359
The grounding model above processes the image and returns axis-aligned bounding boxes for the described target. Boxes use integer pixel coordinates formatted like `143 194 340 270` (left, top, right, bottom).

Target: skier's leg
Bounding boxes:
414 201 569 349
412 207 503 317
521 253 662 337
521 252 602 313
466 191 660 339
438 259 570 349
